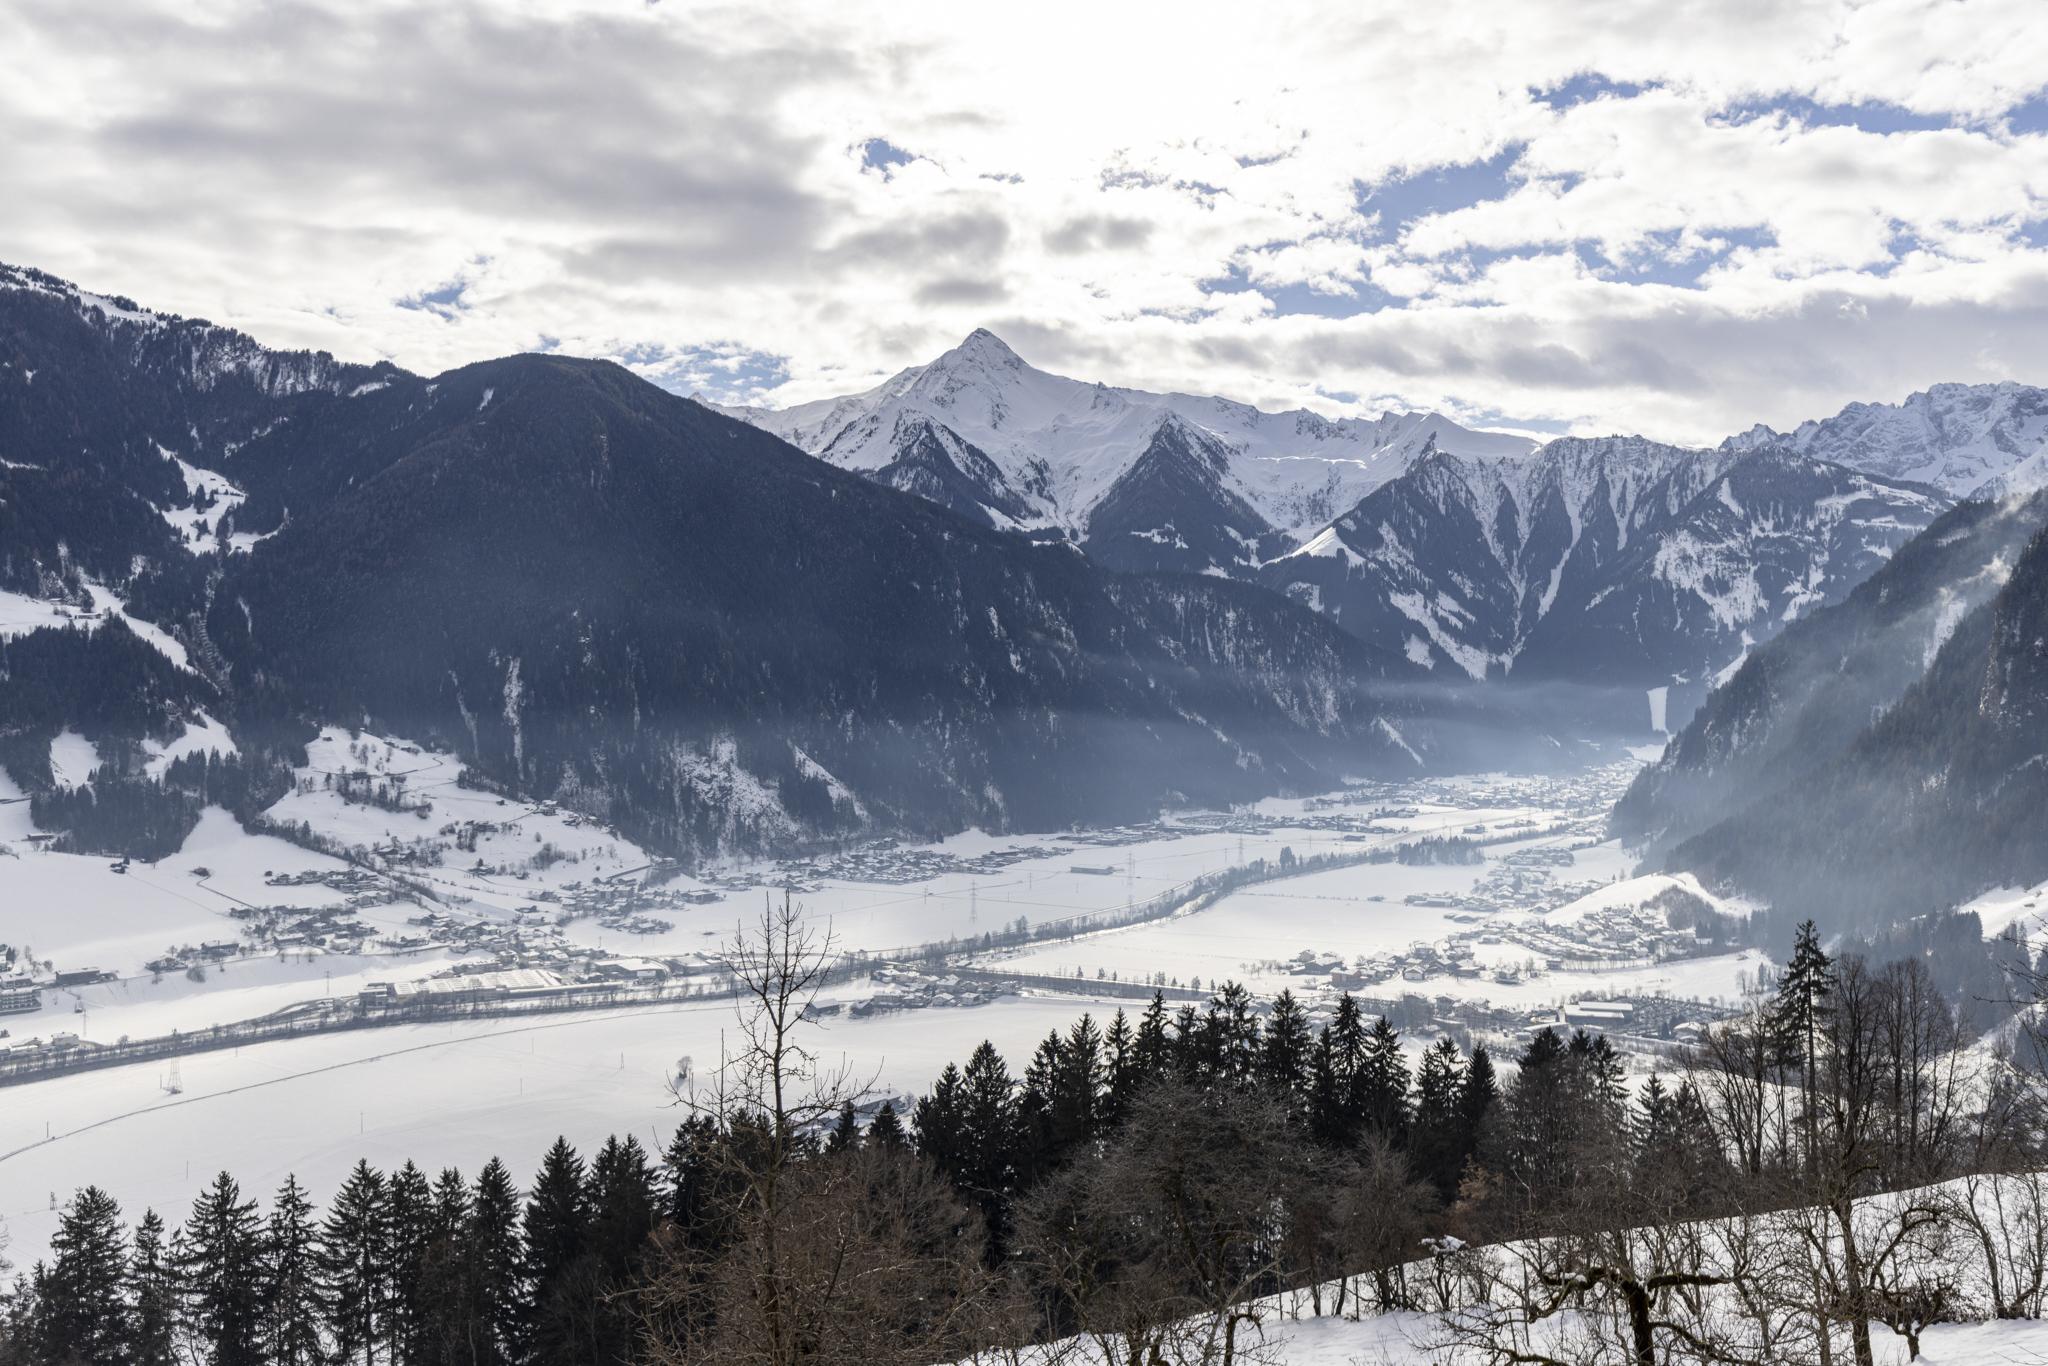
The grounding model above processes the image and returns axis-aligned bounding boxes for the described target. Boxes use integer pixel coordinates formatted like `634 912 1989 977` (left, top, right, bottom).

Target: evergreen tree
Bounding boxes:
582 1136 655 1366
416 1169 472 1366
1306 1027 1347 1147
127 1211 177 1366
1494 1030 1576 1206
585 1135 656 1286
1016 1032 1064 1184
516 1138 590 1366
1170 1003 1207 1080
385 1162 435 1366
659 1117 737 1262
867 1100 907 1152
1775 918 1834 1172
316 1160 391 1366
1459 1042 1499 1154
1327 993 1370 1141
1258 991 1312 1105
467 1160 523 1366
912 1064 967 1177
261 1177 324 1366
1410 1037 1468 1198
824 1102 859 1156
1204 983 1262 1090
179 1172 265 1366
956 1042 1021 1253
1100 1009 1139 1126
1052 1014 1105 1154
1634 1073 1676 1162
1356 1017 1411 1143
1132 992 1172 1082
40 1186 129 1366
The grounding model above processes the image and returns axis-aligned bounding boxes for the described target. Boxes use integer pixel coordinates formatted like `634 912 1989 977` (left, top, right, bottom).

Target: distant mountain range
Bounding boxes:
6 259 2046 865
0 264 1452 861
724 335 2048 723
1723 381 2048 500
1257 438 1946 709
1620 487 2048 928
711 329 1540 576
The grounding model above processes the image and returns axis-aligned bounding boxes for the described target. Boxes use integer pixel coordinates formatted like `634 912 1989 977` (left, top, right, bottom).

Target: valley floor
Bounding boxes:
3 749 1779 1269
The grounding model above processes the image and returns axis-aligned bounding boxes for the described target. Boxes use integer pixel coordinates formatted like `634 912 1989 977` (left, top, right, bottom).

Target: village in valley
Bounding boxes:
2 740 1755 1086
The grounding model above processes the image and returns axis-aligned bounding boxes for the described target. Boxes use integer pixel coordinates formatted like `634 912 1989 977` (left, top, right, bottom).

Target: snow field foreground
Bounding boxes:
0 991 1125 1267
954 1173 2048 1365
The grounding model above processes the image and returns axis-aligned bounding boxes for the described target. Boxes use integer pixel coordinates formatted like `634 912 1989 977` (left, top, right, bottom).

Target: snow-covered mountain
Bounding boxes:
714 330 1539 576
1723 381 2048 498
1616 489 2048 855
1258 436 1951 719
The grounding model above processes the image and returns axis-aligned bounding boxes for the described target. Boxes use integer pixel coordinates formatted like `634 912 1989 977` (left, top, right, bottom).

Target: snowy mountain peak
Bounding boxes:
944 327 1024 368
1722 381 2048 497
719 332 1538 566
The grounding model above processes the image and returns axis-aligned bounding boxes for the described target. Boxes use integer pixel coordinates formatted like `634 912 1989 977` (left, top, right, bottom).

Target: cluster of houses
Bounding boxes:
846 964 1005 1016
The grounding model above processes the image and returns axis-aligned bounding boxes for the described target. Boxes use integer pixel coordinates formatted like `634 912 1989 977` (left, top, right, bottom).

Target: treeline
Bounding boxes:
0 620 306 860
4 911 2043 1365
27 749 300 862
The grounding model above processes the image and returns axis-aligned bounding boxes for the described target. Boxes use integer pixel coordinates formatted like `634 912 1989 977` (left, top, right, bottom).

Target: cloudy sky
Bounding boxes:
4 0 2046 443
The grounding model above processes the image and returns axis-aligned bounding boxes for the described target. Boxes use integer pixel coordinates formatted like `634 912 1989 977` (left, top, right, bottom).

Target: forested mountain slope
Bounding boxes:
205 352 1433 852
1654 501 2048 926
1259 436 1948 715
1615 490 2048 853
1 265 1457 860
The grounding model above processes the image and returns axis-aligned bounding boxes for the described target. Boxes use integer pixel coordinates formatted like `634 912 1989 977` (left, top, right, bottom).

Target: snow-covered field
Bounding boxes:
1074 1311 2048 1364
957 1293 2048 1364
0 748 1731 1274
266 728 660 908
987 854 1509 989
0 990 1122 1266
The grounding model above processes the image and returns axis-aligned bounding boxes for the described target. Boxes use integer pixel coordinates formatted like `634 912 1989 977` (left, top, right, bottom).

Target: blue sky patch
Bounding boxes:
618 341 793 405
1596 226 1777 287
2008 92 2048 136
1357 146 1524 240
860 138 916 176
1531 73 1654 110
395 280 471 316
1713 95 1952 134
1200 262 1396 319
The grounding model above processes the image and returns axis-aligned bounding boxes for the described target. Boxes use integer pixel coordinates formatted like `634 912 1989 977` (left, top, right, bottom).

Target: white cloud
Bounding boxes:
0 0 2045 442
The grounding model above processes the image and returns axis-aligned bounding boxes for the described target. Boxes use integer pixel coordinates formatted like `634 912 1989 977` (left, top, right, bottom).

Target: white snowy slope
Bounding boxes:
1724 380 2048 498
711 330 1537 571
1259 435 1949 695
155 446 254 554
0 262 358 398
1973 441 2048 501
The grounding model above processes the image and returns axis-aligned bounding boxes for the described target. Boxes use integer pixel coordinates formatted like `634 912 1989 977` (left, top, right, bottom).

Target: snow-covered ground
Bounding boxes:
264 728 661 909
956 1172 2048 1365
978 838 1765 1010
0 579 194 670
1961 880 2048 938
0 990 1124 1266
958 1297 2048 1364
0 749 1734 1274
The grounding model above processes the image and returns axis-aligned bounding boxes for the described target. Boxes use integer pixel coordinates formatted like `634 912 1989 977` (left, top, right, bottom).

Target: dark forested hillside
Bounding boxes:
0 265 1490 861
1659 509 2048 927
1257 437 1948 718
1615 490 2048 853
0 263 398 599
195 354 1428 856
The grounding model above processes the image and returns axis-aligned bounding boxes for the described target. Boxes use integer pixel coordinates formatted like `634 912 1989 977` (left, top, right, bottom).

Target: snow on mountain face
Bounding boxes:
1262 437 1731 679
713 330 1538 572
1259 436 1951 709
1 262 358 399
1724 382 2048 498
